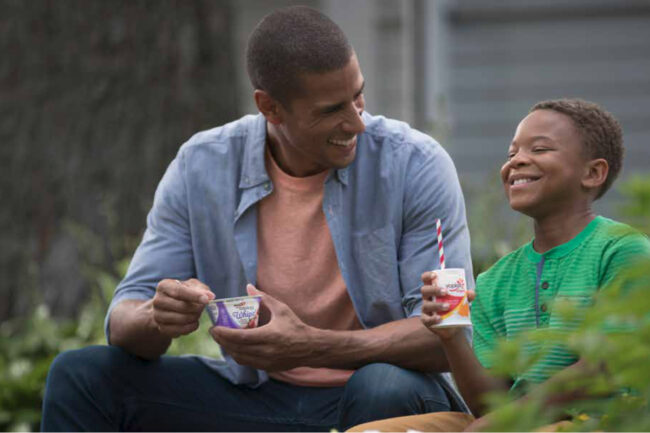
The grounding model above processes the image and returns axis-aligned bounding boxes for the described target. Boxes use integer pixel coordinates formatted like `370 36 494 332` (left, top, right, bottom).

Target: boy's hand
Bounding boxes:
152 278 215 338
420 271 475 340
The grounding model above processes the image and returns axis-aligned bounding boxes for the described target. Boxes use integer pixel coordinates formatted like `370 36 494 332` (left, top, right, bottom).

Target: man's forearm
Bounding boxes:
305 317 449 372
109 299 172 360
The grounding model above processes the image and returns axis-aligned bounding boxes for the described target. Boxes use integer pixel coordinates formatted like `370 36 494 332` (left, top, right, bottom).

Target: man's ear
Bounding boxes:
582 158 609 191
254 90 283 125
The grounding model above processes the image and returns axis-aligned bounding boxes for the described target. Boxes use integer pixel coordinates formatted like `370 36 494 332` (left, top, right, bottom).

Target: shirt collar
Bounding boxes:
239 114 270 189
525 216 603 262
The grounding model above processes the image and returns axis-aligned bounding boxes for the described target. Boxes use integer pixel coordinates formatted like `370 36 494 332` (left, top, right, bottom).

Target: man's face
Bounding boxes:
268 54 366 177
500 109 591 218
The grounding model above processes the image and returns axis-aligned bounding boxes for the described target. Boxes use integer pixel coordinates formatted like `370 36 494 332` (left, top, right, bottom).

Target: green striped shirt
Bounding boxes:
472 216 650 393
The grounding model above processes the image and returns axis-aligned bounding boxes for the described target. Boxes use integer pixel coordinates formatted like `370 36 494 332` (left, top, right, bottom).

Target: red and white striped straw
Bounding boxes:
436 218 445 270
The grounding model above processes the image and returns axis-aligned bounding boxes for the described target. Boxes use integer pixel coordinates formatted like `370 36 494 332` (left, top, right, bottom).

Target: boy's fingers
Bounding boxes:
421 284 447 298
420 271 439 284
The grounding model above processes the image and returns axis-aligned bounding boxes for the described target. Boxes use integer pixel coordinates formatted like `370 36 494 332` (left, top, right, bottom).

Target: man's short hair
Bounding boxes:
246 6 353 107
531 98 624 199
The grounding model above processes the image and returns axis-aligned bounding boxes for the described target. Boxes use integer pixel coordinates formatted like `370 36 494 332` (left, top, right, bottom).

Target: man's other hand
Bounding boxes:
153 278 215 338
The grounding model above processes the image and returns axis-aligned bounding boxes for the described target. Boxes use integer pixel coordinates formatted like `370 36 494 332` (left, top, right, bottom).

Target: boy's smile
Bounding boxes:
501 109 590 219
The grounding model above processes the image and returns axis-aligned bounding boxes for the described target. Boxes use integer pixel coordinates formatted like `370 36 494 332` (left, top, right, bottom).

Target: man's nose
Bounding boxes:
342 104 365 134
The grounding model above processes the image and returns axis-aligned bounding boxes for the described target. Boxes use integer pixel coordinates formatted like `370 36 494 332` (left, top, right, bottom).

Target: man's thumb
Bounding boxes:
246 283 260 296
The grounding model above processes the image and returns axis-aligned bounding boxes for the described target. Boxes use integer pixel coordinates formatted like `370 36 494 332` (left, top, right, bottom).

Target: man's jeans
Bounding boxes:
41 345 453 431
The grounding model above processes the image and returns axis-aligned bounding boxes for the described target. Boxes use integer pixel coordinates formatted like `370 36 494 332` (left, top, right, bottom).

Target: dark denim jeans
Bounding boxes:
41 345 452 431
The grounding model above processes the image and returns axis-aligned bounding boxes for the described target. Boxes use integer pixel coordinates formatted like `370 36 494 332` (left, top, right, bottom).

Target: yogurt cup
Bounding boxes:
431 268 471 328
206 295 261 329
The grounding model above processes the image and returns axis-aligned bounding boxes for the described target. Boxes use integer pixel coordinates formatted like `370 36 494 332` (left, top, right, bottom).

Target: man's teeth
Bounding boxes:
329 138 354 147
513 178 535 186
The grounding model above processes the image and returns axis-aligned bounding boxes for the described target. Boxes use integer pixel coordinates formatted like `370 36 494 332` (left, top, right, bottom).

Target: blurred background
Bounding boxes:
2 0 650 429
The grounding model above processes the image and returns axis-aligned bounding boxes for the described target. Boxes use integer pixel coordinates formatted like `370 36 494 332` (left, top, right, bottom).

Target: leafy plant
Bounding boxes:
481 257 650 432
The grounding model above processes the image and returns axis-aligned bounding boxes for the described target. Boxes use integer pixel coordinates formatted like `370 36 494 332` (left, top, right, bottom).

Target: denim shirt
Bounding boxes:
105 112 474 394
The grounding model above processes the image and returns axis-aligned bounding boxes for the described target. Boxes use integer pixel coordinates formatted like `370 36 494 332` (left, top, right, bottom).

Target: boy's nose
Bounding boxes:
509 151 530 167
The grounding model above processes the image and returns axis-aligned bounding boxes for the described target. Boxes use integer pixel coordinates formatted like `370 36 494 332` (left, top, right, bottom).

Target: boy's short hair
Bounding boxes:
531 98 624 199
246 6 353 107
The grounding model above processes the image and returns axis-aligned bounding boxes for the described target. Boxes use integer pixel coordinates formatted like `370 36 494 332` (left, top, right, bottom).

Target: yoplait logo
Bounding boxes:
446 277 466 295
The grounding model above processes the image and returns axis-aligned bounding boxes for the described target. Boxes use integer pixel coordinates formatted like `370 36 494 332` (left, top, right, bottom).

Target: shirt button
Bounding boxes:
540 303 548 312
264 182 271 191
541 281 549 290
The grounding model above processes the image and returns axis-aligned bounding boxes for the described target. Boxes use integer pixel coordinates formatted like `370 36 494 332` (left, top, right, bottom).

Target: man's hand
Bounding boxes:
209 284 317 371
421 271 476 340
153 278 215 338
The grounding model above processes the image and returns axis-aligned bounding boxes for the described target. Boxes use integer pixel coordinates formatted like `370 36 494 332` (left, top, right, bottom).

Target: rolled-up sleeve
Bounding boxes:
104 150 195 342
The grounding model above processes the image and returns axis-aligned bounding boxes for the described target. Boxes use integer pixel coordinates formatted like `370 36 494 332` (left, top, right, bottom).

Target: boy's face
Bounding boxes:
500 109 591 218
267 54 366 177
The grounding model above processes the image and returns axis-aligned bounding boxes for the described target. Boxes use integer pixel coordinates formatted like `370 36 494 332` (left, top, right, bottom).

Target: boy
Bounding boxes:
348 98 650 432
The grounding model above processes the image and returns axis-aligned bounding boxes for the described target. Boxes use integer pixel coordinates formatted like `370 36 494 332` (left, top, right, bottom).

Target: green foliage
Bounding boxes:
481 258 650 432
0 256 221 431
618 173 650 235
0 266 115 432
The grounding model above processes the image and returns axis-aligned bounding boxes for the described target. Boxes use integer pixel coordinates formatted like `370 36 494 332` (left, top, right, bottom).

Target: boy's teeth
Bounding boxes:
513 178 535 185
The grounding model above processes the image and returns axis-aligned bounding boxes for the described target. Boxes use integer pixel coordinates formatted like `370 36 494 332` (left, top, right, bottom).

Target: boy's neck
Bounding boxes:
532 209 596 253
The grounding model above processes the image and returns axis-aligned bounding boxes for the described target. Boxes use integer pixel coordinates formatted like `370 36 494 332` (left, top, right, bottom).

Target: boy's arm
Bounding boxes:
465 358 608 431
422 274 510 415
436 331 511 415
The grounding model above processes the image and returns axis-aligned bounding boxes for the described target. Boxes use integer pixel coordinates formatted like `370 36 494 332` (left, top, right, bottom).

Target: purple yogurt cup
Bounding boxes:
206 295 261 329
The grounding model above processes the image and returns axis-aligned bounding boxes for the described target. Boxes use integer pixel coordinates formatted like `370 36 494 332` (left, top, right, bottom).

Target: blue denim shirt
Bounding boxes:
105 112 474 394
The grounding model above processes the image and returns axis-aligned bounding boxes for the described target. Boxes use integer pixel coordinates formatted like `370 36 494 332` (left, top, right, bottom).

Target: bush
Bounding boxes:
481 257 650 431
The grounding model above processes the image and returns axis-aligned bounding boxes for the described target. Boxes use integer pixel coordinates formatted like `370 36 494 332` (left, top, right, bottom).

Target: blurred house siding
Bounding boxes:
445 0 650 198
232 0 650 209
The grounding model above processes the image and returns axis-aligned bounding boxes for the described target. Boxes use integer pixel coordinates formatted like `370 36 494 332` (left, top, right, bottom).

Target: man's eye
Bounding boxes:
323 106 342 114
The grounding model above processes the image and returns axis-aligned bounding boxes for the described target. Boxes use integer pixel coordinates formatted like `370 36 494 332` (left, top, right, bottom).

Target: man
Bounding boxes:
41 6 474 431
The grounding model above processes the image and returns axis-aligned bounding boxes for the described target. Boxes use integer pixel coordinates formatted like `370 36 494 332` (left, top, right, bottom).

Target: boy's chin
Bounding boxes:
508 199 539 218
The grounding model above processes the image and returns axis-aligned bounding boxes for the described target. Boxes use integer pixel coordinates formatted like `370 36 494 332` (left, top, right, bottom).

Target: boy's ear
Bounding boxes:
254 90 283 125
582 158 609 192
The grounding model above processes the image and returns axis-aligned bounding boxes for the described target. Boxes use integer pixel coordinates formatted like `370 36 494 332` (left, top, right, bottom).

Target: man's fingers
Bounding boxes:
153 295 205 314
153 309 201 326
210 325 265 346
157 278 215 304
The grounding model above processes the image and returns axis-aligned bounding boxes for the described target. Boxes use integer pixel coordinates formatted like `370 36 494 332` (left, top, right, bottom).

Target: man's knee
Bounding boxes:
338 363 451 430
46 345 132 392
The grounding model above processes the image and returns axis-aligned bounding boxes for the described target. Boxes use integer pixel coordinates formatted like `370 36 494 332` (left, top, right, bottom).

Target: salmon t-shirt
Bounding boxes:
256 148 363 387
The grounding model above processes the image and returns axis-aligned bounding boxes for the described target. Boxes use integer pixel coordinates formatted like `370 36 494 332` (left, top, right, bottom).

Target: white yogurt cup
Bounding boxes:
431 268 471 328
206 295 261 329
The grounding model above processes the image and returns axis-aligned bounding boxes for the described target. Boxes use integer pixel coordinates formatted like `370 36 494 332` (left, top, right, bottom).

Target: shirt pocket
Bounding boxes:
351 224 400 304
